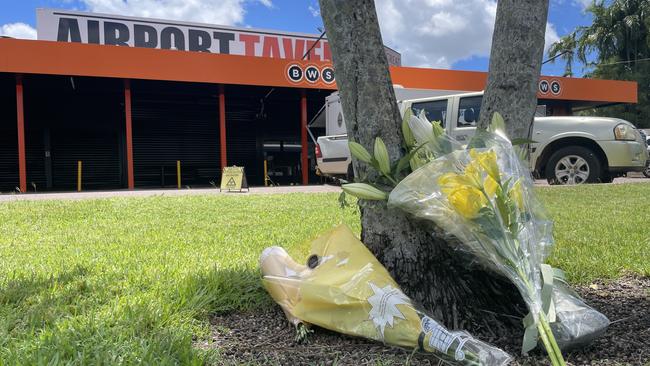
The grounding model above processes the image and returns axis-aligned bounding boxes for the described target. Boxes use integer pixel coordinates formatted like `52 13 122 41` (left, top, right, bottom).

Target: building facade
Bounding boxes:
0 10 638 193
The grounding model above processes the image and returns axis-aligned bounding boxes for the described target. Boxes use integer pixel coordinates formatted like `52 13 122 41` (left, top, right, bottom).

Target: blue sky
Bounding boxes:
0 0 595 77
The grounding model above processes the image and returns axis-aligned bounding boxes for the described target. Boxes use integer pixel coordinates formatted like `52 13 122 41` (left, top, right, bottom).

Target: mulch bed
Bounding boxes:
196 276 649 365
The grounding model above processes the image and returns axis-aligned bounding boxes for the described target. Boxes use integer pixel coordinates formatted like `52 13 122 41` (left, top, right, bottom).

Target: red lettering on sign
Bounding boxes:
239 34 260 56
282 38 306 60
322 41 331 61
305 40 321 61
262 36 281 58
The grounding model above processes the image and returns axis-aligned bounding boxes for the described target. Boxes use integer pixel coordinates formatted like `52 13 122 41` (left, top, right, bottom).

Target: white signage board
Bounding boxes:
36 9 401 66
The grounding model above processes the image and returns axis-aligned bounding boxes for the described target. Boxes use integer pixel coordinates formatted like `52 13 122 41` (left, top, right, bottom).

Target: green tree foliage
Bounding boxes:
548 0 650 127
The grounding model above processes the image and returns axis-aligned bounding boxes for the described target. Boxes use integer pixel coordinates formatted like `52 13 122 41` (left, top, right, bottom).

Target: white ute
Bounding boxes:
315 91 648 185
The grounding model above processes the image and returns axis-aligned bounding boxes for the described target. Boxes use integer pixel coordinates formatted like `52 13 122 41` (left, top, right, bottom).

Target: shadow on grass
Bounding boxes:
0 265 271 364
0 264 90 306
0 264 97 335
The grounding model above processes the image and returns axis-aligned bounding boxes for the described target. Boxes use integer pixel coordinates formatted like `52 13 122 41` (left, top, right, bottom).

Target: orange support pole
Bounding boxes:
176 160 181 189
15 74 26 193
300 89 308 185
77 161 82 192
219 84 227 168
124 79 135 189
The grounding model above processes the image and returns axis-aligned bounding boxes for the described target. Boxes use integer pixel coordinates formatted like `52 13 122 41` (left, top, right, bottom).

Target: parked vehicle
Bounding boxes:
314 87 469 180
316 91 649 185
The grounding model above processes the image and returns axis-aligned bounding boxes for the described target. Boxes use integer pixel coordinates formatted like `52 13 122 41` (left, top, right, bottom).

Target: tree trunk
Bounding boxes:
478 0 550 142
319 0 526 330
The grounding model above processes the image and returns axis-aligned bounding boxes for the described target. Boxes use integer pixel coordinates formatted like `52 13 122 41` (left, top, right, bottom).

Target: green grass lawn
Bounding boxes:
0 184 648 364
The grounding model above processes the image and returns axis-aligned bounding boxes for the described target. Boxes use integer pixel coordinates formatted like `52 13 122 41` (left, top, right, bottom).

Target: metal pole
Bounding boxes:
77 161 82 192
177 160 181 189
16 74 26 193
300 90 308 185
264 160 268 187
219 84 227 168
124 79 135 189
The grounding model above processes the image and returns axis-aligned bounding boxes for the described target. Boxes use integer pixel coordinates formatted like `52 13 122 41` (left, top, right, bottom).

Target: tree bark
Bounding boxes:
319 0 526 330
478 0 550 142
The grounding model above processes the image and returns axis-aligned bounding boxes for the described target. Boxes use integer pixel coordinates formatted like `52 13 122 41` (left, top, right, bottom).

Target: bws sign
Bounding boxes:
36 9 401 66
538 78 562 97
286 63 335 86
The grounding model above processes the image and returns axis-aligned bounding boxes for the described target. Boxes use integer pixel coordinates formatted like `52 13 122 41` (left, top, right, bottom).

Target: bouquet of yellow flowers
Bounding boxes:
260 225 512 366
341 112 609 366
388 130 567 364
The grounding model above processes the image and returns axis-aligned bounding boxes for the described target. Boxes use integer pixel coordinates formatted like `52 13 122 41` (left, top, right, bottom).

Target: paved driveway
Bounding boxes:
0 185 343 202
1 176 647 202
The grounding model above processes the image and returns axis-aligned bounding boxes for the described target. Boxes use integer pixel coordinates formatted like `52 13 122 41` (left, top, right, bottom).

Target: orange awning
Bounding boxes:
0 38 637 104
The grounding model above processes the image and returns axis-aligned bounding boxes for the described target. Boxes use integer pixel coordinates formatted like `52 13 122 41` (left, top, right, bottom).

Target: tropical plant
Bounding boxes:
547 0 650 127
547 30 580 77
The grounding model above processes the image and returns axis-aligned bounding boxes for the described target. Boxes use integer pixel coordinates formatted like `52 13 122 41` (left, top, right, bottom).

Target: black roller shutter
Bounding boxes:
132 93 221 188
0 74 18 192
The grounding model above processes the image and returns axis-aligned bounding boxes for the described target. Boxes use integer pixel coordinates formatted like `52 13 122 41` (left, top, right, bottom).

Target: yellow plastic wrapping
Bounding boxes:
260 225 511 366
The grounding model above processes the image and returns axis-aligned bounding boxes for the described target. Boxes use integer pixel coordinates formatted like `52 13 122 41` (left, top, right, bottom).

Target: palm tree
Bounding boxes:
550 0 650 71
547 0 650 127
547 31 579 76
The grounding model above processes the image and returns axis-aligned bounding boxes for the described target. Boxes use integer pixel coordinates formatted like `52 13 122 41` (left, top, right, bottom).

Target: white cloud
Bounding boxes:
0 22 37 39
308 4 320 18
545 22 560 54
573 0 593 9
375 0 560 69
78 0 272 26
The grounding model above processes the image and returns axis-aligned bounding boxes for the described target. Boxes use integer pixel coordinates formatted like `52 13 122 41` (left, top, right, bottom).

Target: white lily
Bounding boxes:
408 114 433 145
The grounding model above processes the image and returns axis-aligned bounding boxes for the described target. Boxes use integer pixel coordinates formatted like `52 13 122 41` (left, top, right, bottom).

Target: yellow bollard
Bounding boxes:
264 160 268 187
77 161 82 192
176 160 181 189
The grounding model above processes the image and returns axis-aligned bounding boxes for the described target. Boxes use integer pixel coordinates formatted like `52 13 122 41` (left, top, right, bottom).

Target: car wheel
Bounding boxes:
545 146 601 185
643 162 650 178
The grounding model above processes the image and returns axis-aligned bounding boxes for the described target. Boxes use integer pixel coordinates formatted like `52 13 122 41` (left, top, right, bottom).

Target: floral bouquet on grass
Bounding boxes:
342 112 609 366
387 129 566 365
260 225 512 366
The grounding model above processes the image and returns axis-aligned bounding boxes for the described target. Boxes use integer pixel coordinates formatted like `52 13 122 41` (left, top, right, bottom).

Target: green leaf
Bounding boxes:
348 141 373 163
338 191 350 209
373 137 391 175
522 321 539 354
401 108 415 148
489 112 506 134
341 183 388 201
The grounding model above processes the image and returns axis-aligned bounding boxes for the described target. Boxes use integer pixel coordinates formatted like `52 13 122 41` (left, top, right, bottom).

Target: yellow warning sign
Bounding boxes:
220 166 248 192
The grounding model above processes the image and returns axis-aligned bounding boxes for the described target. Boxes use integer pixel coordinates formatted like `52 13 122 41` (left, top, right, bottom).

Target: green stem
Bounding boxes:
384 173 399 186
517 268 566 366
539 311 566 366
536 318 561 366
472 166 565 365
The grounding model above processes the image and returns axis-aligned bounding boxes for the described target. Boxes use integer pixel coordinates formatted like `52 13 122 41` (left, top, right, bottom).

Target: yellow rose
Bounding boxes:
447 186 487 219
